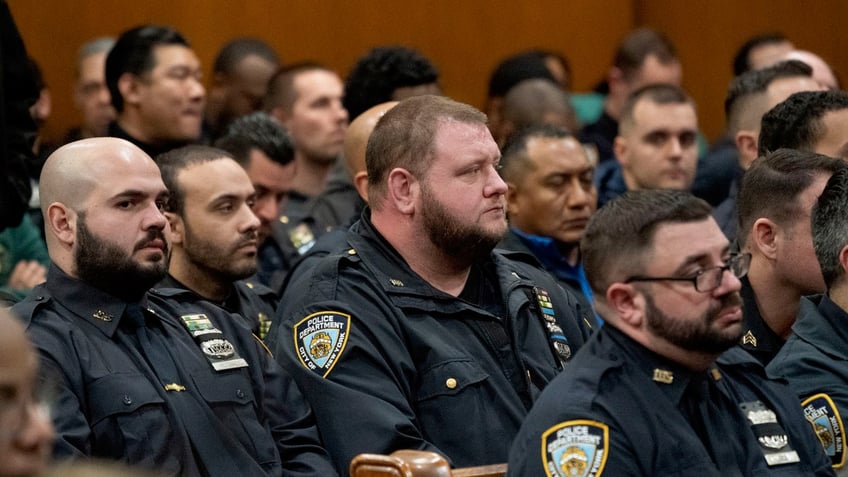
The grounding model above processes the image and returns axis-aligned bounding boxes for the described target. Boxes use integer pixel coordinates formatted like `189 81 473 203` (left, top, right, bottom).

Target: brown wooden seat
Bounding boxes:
350 450 507 477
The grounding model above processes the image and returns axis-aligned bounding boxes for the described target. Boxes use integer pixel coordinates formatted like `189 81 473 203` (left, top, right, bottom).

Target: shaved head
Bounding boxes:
344 101 398 176
40 138 156 215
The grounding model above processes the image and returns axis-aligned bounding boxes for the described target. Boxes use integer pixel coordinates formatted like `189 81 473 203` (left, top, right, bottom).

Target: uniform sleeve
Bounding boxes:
253 334 340 477
274 283 447 474
27 326 92 458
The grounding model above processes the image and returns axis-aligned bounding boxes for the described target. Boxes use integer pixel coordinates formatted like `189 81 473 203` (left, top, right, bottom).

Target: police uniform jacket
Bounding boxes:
508 325 834 477
272 210 592 472
768 295 848 473
739 276 785 366
13 265 337 477
157 274 278 340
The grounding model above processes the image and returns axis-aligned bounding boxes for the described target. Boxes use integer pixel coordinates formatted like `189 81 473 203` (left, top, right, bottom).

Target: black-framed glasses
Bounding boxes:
624 253 751 293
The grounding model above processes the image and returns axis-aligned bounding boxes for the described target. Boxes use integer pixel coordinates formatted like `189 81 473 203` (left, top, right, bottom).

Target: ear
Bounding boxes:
613 136 628 165
839 244 848 278
386 167 417 215
270 106 292 127
353 171 369 202
605 282 644 328
734 130 759 170
117 72 142 108
607 67 626 95
46 202 76 247
751 217 778 260
165 212 184 245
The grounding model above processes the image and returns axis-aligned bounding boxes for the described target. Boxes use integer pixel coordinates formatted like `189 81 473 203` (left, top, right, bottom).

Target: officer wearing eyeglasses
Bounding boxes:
508 190 834 477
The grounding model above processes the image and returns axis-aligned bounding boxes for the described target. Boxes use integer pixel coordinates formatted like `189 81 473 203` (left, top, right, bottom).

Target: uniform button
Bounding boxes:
123 395 133 405
445 378 457 389
347 249 357 255
35 296 44 301
236 389 245 399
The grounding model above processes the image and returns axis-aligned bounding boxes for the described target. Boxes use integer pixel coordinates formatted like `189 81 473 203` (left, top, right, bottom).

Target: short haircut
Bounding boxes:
758 90 848 155
581 190 712 295
500 124 573 184
732 32 790 77
502 78 575 133
366 95 487 207
487 50 558 99
262 62 328 112
613 28 678 81
105 25 190 113
212 37 279 75
737 148 846 249
619 83 694 134
214 112 294 167
724 59 812 133
76 37 115 77
155 145 233 214
813 167 848 288
343 46 439 120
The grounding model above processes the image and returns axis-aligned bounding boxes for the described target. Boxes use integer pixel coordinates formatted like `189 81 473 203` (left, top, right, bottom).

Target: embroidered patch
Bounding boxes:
542 420 608 477
802 393 845 468
293 311 350 378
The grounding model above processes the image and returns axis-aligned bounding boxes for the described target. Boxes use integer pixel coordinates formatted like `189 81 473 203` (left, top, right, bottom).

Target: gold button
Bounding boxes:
348 249 357 255
445 378 457 389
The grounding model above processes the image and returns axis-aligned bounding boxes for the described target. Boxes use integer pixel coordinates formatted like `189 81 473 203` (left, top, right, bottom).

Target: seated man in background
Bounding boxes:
105 25 205 157
735 149 845 365
493 78 579 148
596 84 698 207
759 90 848 160
273 95 590 471
499 124 598 326
508 189 833 476
155 145 278 339
769 167 848 473
64 37 116 143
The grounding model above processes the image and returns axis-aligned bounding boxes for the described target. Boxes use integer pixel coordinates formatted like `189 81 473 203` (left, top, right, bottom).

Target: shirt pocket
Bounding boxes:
416 359 495 458
86 373 176 468
192 371 279 466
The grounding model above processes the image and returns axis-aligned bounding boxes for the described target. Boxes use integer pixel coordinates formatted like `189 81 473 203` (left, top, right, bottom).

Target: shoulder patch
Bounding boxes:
541 419 608 477
293 311 351 378
802 393 846 468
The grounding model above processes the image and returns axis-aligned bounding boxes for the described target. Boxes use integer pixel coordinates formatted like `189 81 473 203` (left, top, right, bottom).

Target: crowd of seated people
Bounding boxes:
3 9 848 477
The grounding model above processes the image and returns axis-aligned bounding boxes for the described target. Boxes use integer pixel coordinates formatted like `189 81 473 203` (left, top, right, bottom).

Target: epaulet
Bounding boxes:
492 247 545 269
9 286 52 327
236 280 277 299
148 286 195 299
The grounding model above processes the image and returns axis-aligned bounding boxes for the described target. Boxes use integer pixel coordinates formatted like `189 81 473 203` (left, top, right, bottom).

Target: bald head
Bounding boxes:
344 101 398 201
40 137 156 215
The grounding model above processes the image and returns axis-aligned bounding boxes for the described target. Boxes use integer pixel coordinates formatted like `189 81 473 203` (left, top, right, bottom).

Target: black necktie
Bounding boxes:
680 373 745 476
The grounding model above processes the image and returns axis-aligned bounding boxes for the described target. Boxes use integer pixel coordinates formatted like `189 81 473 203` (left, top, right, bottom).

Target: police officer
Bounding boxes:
13 138 336 476
769 167 848 474
272 95 591 473
508 190 833 476
155 145 278 339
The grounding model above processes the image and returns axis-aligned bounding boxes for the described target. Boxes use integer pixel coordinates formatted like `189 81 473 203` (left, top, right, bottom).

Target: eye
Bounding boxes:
678 131 697 148
116 200 134 210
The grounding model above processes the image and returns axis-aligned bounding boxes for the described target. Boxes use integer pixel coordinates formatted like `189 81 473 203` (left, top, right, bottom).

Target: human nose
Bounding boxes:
667 136 683 159
486 166 508 197
16 402 54 452
143 202 168 231
241 204 261 234
567 179 592 208
189 77 205 101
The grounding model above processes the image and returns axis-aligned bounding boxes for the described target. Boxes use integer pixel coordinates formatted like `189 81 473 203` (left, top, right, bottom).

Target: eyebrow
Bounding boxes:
671 245 731 275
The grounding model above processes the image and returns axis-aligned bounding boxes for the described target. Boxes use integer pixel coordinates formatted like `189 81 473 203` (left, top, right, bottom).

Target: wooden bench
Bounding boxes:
350 450 507 477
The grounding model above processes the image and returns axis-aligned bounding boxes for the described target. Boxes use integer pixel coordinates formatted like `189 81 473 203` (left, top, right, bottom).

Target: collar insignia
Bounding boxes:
93 310 113 322
652 368 674 384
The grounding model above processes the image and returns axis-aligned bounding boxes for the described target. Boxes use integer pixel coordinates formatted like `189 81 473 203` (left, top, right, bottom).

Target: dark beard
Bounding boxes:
644 290 744 354
420 183 505 262
74 214 168 302
182 219 257 283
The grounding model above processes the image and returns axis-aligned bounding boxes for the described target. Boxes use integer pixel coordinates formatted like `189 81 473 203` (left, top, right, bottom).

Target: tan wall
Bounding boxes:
8 0 847 143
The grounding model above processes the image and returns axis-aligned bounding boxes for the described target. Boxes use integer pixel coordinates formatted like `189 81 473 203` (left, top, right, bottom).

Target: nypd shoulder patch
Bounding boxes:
802 393 846 468
293 311 351 378
542 419 608 477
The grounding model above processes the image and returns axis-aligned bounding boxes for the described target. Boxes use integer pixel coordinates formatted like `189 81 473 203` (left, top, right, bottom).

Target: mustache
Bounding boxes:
133 229 168 252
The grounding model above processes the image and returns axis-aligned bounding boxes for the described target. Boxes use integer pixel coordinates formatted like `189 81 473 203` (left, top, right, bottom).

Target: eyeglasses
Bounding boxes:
625 253 751 293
